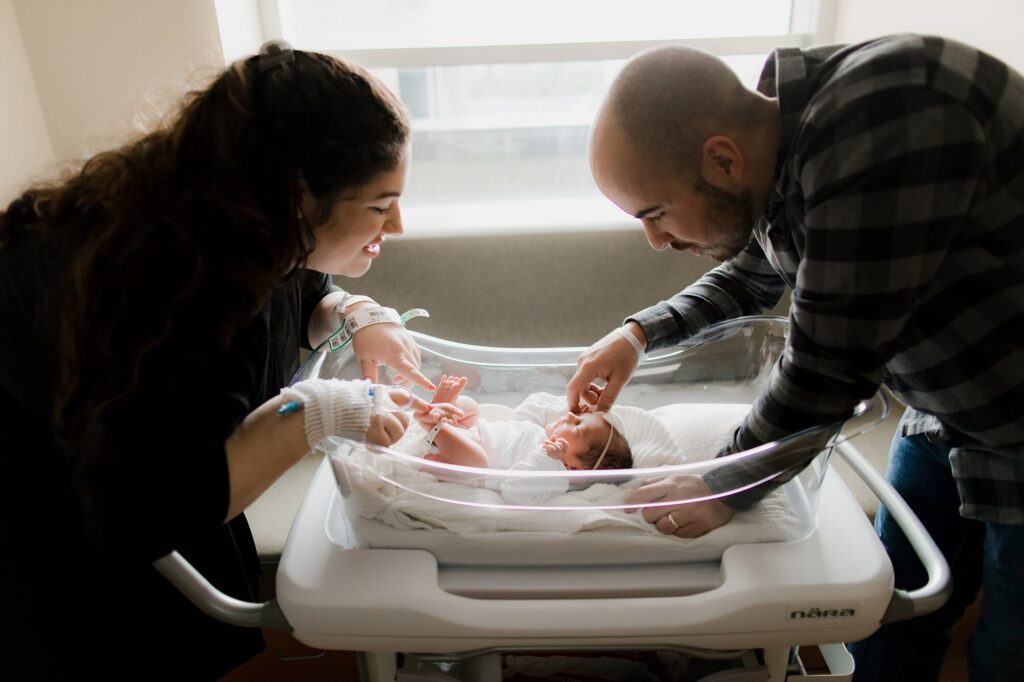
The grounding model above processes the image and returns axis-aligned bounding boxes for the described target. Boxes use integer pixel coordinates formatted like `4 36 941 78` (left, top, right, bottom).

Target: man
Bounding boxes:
568 35 1023 682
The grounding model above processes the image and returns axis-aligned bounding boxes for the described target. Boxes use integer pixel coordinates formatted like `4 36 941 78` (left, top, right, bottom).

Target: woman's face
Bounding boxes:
303 152 409 277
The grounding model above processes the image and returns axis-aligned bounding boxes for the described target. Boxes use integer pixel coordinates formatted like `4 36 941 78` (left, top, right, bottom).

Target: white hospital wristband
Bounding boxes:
613 326 646 359
327 306 402 351
421 421 444 455
332 294 376 315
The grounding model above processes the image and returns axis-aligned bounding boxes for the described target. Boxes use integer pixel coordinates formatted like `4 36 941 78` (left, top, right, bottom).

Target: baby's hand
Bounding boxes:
431 374 467 404
414 401 464 429
542 435 569 460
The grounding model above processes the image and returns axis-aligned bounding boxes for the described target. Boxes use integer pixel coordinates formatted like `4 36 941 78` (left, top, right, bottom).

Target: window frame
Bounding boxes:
249 0 837 236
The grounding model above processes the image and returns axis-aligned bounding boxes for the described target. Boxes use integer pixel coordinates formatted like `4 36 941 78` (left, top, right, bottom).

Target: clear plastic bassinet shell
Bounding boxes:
291 315 889 542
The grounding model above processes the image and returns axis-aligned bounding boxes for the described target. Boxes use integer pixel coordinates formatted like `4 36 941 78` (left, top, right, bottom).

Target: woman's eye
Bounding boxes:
370 206 388 215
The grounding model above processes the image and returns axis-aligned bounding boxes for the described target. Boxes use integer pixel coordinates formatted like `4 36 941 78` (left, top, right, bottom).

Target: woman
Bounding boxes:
0 41 430 679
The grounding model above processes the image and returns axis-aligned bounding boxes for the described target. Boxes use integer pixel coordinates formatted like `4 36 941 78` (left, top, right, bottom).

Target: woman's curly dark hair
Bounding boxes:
0 49 409 450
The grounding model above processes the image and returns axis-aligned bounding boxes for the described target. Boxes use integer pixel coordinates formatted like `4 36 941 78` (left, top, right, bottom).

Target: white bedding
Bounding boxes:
325 399 806 561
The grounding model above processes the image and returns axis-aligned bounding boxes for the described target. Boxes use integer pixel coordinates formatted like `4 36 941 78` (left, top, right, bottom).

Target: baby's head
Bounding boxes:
544 411 634 471
582 415 634 470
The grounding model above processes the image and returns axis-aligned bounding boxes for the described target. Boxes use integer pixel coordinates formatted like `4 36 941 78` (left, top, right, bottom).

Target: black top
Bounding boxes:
0 226 332 679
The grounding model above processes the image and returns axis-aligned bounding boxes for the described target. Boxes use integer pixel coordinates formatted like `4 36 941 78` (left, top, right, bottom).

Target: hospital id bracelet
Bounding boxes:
421 421 444 454
332 294 376 315
327 306 430 352
613 326 646 359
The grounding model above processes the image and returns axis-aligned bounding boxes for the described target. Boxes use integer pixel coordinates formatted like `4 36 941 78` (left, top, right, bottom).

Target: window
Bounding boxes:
235 0 834 233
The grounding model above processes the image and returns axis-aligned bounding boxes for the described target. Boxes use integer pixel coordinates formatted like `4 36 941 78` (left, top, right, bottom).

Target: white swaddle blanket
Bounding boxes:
327 394 803 554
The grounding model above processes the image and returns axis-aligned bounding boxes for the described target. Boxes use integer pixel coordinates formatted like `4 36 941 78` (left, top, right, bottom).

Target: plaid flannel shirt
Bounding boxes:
629 34 1024 523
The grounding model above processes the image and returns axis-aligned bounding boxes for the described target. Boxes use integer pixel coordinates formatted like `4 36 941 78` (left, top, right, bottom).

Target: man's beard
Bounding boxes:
670 178 756 262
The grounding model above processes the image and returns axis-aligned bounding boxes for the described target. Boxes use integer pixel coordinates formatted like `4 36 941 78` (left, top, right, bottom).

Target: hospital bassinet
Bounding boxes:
156 316 950 681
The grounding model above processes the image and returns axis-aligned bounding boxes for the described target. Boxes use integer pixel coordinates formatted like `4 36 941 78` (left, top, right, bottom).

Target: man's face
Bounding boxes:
590 119 756 262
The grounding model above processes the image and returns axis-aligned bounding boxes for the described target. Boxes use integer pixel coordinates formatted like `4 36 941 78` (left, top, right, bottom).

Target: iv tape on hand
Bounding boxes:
326 306 430 352
278 380 415 449
280 378 373 449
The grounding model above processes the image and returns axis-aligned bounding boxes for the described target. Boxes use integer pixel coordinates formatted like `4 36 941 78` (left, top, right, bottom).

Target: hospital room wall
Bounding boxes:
832 0 1024 72
0 0 226 206
0 0 52 207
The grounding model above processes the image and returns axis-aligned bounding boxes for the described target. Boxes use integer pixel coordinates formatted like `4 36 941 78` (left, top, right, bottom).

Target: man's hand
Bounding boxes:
364 410 409 446
352 323 435 391
625 474 735 538
566 323 646 412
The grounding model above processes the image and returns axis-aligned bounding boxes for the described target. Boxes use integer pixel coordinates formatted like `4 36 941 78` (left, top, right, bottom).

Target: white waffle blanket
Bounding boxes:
327 397 803 550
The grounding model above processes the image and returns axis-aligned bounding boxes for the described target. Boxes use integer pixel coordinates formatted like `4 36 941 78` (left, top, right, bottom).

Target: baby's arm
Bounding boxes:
411 393 476 430
425 423 489 468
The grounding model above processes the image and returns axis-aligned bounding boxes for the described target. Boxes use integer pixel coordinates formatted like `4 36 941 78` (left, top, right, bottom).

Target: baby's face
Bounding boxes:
544 412 611 470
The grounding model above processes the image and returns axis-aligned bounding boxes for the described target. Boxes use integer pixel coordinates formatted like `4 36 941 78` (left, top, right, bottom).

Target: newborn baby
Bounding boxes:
411 375 634 473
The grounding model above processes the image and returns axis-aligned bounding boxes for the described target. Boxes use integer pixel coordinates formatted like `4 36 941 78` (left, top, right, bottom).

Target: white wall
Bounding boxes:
0 0 54 206
833 0 1024 73
12 0 225 167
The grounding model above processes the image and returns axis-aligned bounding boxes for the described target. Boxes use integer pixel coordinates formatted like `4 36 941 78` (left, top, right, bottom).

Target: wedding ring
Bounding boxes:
665 512 679 532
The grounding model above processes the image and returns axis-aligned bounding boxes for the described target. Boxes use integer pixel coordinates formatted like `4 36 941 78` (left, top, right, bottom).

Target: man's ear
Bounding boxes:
700 135 745 187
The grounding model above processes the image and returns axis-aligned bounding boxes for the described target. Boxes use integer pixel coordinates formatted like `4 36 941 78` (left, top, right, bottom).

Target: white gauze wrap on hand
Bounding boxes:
280 378 372 449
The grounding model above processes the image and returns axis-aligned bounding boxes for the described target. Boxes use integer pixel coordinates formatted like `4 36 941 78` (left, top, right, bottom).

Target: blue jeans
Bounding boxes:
848 415 1024 682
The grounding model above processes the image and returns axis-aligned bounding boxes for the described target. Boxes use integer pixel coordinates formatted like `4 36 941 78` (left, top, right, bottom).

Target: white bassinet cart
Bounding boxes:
156 316 950 681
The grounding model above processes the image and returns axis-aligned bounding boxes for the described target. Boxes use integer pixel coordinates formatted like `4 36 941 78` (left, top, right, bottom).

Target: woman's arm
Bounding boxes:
223 389 408 521
223 394 310 521
307 290 434 390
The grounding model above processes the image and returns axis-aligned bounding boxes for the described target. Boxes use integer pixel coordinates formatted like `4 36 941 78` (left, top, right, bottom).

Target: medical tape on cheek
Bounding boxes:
326 306 430 352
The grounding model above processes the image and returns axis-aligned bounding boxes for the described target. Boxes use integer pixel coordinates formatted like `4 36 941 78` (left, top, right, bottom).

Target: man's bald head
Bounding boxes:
593 45 755 178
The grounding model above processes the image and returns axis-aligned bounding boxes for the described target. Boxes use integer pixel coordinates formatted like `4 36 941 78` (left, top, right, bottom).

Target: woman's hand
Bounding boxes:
364 410 409 446
352 322 435 391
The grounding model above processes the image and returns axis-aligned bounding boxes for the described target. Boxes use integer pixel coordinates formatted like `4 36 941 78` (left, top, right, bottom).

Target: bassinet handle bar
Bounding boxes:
152 552 292 632
153 442 950 632
835 441 951 624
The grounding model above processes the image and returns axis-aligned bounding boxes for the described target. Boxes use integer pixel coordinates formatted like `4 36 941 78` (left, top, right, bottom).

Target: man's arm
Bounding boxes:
567 226 787 412
706 86 987 507
629 238 787 352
